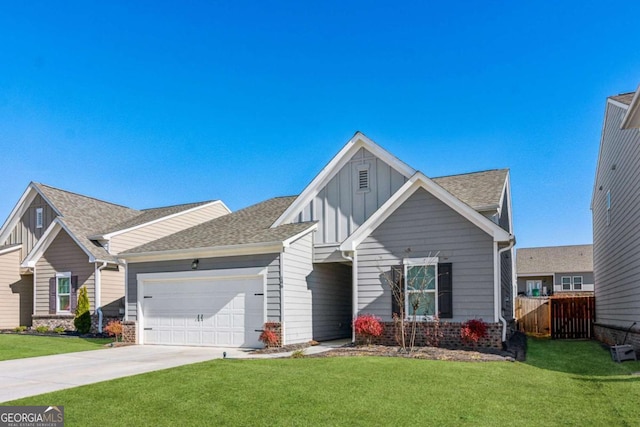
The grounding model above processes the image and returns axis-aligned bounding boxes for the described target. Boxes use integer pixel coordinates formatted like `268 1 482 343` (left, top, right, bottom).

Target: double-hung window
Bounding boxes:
561 276 583 291
404 257 438 319
56 273 71 313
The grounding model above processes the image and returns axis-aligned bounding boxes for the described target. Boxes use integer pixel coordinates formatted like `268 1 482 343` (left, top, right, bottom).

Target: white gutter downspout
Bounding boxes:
95 262 108 333
341 250 357 342
497 237 516 344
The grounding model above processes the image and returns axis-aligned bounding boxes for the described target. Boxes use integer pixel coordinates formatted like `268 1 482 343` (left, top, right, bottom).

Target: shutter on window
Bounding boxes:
70 276 79 313
438 263 453 318
49 277 56 314
390 266 404 318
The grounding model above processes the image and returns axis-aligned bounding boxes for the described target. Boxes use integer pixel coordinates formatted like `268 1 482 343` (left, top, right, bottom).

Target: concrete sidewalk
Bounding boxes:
0 339 349 403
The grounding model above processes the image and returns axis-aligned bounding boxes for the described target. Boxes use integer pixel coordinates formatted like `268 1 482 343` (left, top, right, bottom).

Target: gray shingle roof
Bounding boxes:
610 92 635 105
96 201 217 236
432 169 508 211
122 197 315 255
36 183 141 262
516 244 593 274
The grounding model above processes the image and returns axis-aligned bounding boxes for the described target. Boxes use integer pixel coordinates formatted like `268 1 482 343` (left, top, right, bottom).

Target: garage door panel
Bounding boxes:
141 274 264 348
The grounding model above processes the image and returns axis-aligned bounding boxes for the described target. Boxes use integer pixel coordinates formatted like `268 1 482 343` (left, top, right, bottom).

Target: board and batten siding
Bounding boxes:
3 194 56 258
35 230 95 315
282 233 314 344
293 148 407 245
126 254 281 322
0 249 33 328
356 188 495 322
100 267 126 317
593 102 640 327
109 203 229 254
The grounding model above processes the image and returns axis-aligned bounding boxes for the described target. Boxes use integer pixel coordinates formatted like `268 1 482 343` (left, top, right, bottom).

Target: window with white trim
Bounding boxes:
561 276 583 291
56 272 71 312
36 208 43 229
404 257 438 319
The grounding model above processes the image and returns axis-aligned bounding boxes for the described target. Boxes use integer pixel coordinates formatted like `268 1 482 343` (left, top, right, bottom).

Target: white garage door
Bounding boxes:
139 269 265 348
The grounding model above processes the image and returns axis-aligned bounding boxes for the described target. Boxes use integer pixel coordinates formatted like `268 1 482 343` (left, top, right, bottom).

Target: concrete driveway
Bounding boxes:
0 345 247 403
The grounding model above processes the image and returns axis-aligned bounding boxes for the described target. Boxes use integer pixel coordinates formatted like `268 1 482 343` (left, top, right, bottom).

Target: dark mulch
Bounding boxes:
251 342 312 354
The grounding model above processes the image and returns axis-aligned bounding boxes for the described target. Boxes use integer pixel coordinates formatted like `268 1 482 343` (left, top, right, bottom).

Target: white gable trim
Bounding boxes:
608 98 630 110
621 85 640 129
271 132 416 228
20 219 100 268
0 183 63 247
282 224 318 248
88 200 231 240
340 172 512 252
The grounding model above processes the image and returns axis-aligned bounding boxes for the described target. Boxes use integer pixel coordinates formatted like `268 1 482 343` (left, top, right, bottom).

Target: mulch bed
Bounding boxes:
309 344 515 362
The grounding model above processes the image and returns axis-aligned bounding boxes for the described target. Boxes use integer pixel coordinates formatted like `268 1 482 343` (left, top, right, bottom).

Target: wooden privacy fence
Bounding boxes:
515 296 551 337
515 295 595 339
550 296 595 339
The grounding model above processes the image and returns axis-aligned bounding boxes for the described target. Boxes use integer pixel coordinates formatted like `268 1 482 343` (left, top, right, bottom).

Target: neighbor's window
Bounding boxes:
404 257 438 319
573 276 583 290
561 276 571 290
56 273 71 312
36 208 43 229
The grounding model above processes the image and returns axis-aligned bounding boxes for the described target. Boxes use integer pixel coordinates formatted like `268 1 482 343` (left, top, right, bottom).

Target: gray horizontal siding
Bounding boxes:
593 102 640 327
357 188 495 322
282 233 314 344
126 254 280 322
308 263 352 340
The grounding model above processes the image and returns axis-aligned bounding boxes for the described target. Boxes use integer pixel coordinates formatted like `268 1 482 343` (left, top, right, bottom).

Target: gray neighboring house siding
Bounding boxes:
126 254 281 322
593 100 640 329
357 188 495 322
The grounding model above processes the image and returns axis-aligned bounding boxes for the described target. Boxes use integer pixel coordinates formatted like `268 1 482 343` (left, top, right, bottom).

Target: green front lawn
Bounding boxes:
8 339 640 426
0 334 112 361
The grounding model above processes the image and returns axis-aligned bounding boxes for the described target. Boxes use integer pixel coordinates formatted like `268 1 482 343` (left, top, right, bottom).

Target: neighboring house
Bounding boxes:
516 245 594 296
592 84 640 350
0 182 229 330
120 132 515 348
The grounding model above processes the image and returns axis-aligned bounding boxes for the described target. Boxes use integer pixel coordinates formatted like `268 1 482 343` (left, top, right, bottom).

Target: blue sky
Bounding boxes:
1 1 639 249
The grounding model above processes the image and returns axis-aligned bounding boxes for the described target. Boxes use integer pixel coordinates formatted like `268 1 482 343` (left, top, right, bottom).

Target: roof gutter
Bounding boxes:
119 241 286 263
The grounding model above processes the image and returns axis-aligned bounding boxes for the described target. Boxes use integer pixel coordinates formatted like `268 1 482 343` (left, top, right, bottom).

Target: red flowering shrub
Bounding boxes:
104 320 123 342
460 319 488 348
259 324 279 347
353 314 384 345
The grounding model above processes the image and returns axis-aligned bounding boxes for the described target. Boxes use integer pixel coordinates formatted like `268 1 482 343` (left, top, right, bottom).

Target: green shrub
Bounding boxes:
74 286 91 334
35 325 50 333
14 326 27 333
53 326 65 334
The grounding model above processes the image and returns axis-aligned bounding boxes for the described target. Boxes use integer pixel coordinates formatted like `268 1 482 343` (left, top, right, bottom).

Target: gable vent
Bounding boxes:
358 169 369 190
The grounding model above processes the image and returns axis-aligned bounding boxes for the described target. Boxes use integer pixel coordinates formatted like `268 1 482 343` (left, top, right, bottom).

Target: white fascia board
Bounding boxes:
20 221 63 268
340 172 513 252
608 99 630 110
120 242 284 263
517 273 555 277
88 200 232 240
591 100 614 209
282 224 318 248
0 244 22 256
271 132 416 228
621 85 640 129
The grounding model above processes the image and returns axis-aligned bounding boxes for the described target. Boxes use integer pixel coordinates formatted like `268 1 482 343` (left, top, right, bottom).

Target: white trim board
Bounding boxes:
340 172 513 252
271 132 416 227
621 84 640 129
